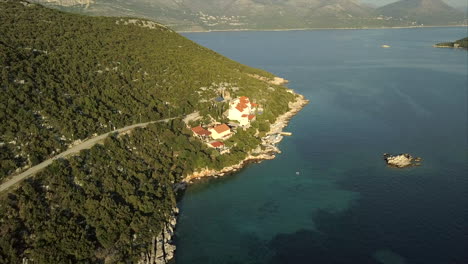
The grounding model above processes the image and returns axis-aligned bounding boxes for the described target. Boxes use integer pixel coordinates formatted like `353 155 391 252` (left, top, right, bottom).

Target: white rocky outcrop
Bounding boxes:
248 74 289 86
383 153 422 168
138 208 178 264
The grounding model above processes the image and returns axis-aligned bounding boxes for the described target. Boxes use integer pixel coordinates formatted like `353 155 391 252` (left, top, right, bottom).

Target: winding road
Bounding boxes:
0 113 198 193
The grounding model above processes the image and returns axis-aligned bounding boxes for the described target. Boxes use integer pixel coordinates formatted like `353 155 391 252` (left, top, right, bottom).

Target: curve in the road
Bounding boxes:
0 116 179 193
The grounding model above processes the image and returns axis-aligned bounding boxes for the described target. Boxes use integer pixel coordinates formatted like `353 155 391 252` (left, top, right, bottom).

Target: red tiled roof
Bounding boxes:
212 124 230 134
240 96 249 102
236 103 247 112
192 126 211 136
251 103 258 107
210 141 224 148
241 114 248 117
248 115 256 120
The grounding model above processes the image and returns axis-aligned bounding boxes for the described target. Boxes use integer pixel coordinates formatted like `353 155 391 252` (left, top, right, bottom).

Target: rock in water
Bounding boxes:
383 153 422 168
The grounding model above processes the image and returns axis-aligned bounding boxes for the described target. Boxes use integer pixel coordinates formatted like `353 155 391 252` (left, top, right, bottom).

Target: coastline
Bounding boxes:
178 24 467 33
183 91 309 183
151 87 309 264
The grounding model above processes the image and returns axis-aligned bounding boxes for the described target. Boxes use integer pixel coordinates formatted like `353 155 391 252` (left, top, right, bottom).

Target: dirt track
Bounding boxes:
0 116 181 193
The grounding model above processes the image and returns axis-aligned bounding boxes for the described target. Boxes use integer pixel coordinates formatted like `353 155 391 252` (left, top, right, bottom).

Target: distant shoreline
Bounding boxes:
178 25 467 33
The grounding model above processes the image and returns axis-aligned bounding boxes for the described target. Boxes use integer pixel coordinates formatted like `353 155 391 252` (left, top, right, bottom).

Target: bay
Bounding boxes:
176 27 468 264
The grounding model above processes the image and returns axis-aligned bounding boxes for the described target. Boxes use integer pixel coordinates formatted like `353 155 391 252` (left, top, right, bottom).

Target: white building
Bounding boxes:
227 96 257 126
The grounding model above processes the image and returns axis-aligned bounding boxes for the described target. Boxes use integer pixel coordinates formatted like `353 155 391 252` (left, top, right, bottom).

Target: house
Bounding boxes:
191 126 211 138
239 114 249 126
228 97 250 121
209 141 225 149
209 124 231 139
227 96 258 126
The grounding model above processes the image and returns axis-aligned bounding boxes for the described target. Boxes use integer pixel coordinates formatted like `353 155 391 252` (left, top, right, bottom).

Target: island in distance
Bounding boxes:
383 153 423 168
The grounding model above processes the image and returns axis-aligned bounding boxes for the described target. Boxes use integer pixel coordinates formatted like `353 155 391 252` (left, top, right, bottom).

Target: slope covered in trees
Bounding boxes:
0 0 293 181
0 1 297 262
0 120 211 262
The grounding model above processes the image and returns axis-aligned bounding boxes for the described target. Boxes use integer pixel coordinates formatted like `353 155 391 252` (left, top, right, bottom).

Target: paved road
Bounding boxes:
0 116 180 193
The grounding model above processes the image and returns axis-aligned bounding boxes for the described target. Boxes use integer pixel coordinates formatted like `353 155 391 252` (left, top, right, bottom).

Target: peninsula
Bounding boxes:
434 37 468 48
0 1 306 263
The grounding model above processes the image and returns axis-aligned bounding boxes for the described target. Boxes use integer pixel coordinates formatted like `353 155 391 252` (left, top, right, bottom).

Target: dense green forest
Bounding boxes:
0 0 294 181
0 0 295 262
0 120 211 263
435 37 468 48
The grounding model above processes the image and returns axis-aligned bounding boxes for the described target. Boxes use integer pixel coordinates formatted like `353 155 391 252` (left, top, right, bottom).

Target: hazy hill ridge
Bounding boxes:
377 0 466 25
30 0 466 31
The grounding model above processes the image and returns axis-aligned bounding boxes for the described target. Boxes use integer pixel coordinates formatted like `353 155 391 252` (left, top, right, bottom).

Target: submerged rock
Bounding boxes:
383 153 422 168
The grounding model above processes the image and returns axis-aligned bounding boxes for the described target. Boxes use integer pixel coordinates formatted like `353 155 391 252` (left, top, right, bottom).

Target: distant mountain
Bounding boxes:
30 0 466 30
377 0 466 25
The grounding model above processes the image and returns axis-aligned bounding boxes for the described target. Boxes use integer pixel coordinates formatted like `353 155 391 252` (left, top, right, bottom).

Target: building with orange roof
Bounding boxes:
209 124 231 139
191 126 211 137
228 96 258 126
209 141 225 149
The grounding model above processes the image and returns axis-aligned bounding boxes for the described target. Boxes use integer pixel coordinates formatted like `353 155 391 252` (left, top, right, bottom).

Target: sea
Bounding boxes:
176 27 468 264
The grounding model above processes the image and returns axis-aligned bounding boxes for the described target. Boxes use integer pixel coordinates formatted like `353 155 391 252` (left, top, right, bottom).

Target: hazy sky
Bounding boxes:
360 0 468 8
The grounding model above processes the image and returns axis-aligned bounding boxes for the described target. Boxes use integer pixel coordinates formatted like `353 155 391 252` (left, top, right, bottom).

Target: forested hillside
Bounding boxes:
0 1 296 262
0 0 292 181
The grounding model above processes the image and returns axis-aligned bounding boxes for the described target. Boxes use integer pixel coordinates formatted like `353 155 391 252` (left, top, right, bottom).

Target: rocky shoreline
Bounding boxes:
383 153 422 168
178 25 468 33
184 92 309 182
138 207 178 264
144 87 309 264
145 90 308 264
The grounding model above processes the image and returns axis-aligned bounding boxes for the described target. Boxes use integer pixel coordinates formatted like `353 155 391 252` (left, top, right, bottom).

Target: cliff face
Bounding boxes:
30 0 93 6
138 208 178 264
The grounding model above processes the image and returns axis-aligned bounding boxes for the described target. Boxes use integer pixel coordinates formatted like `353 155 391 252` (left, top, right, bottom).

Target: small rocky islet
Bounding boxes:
383 153 422 168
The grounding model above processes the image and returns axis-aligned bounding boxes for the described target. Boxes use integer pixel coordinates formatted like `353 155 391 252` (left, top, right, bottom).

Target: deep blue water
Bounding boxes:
177 28 468 264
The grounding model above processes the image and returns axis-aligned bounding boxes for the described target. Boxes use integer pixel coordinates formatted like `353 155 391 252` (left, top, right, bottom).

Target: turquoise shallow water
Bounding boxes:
177 28 468 264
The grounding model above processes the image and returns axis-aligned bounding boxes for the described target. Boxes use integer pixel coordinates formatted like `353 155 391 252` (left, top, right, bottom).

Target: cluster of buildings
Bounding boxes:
227 96 257 126
190 96 259 152
191 124 230 150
